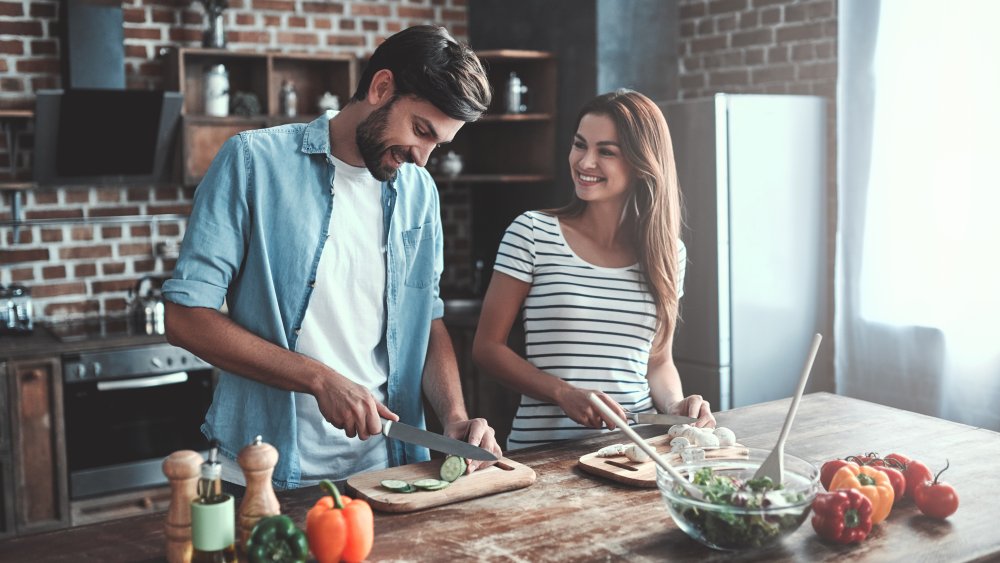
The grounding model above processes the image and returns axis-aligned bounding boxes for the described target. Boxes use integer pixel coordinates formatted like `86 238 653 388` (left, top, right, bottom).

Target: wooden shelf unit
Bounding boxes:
165 48 357 185
448 50 558 285
437 50 557 183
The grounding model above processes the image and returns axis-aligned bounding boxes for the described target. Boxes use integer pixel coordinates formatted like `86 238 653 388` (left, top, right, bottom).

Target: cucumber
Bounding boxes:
421 481 451 491
412 478 448 490
380 479 412 492
439 455 467 482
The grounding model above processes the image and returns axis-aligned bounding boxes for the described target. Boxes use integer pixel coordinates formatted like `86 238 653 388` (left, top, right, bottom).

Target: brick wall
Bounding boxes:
676 0 836 100
0 0 470 322
3 0 839 324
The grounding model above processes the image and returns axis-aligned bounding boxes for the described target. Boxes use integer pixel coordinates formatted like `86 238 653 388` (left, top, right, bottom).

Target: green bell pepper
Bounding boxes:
245 514 309 563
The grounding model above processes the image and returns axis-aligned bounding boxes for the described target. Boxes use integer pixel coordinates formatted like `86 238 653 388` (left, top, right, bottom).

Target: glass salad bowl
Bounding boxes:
655 447 820 551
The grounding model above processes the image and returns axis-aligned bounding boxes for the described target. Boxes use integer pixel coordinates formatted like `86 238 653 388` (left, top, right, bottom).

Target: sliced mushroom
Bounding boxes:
623 444 651 463
596 443 626 457
713 427 737 447
670 436 691 452
667 424 690 439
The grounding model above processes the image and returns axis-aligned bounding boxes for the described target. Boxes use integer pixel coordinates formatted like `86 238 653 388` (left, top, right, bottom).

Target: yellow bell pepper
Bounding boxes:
829 464 894 524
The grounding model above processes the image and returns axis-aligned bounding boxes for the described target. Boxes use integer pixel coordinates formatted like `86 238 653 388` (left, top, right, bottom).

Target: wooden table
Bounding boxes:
3 392 998 562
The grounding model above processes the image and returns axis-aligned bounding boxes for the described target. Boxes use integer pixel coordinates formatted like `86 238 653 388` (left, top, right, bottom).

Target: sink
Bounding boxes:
443 298 482 315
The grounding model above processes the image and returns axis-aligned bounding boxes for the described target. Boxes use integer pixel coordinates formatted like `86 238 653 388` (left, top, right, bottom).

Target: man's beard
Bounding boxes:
356 96 407 181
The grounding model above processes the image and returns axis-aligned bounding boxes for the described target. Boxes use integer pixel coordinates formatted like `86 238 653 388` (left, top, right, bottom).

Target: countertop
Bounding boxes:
2 392 997 562
0 300 482 360
0 324 167 360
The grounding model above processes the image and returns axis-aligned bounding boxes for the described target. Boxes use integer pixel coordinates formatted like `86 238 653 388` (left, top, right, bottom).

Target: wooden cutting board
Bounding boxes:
577 434 749 488
346 457 536 513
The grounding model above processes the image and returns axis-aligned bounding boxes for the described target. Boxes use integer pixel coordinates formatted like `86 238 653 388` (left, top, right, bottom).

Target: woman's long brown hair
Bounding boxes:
553 89 682 352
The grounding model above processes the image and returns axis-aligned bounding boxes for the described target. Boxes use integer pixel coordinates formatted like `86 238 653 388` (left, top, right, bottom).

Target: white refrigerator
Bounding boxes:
659 94 828 410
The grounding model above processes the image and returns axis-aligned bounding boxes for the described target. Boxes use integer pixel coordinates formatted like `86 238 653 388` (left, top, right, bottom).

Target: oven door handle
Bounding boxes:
96 372 189 391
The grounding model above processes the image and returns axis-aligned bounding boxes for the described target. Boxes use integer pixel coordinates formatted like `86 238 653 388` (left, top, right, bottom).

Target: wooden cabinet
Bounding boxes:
6 357 69 535
0 361 14 540
433 50 557 186
431 50 560 281
165 48 357 185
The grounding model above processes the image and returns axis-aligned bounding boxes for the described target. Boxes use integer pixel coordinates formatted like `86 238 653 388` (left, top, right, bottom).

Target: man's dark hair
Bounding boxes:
352 25 492 122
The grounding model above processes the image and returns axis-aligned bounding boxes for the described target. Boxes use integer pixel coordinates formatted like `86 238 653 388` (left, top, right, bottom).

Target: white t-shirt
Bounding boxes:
291 154 391 484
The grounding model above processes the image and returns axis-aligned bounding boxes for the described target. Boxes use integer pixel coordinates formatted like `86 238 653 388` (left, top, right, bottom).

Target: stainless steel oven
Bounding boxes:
62 343 213 499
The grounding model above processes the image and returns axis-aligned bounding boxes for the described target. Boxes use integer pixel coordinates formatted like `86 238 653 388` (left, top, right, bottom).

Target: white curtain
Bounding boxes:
838 0 1000 430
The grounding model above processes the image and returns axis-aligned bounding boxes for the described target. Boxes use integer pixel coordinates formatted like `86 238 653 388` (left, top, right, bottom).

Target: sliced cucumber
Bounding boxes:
439 455 467 482
380 479 412 492
412 478 448 490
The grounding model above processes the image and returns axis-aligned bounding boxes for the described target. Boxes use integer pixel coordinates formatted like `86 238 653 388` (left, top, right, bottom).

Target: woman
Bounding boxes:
472 89 715 449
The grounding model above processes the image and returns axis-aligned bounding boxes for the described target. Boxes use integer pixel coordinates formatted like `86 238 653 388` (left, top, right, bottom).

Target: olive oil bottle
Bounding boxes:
191 443 237 562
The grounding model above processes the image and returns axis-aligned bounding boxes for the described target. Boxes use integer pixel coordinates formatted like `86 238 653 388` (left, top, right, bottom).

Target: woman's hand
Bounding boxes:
556 386 628 429
666 394 716 428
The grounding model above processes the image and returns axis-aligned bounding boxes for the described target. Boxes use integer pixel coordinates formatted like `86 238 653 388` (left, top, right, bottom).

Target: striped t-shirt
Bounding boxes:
494 210 686 449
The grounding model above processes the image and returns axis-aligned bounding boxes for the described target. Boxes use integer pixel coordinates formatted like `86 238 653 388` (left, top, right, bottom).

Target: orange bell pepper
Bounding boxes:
306 479 374 563
829 464 894 524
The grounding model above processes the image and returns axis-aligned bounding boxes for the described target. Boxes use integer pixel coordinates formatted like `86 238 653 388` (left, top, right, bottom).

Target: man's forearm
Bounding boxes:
164 301 324 395
421 318 469 425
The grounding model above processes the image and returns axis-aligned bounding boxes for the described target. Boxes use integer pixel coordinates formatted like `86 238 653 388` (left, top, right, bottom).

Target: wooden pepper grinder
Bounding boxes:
237 435 280 549
163 450 205 563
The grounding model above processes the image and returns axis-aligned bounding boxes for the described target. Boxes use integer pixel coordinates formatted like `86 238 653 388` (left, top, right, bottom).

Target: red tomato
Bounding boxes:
904 460 933 498
885 452 911 469
850 453 878 465
872 465 906 503
820 460 858 491
913 461 959 519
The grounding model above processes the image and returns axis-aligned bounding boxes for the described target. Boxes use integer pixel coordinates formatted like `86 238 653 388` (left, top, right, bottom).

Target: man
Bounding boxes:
162 25 502 490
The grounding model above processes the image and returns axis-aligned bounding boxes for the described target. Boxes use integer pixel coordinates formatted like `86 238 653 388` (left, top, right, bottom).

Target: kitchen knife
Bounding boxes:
624 412 697 426
381 419 498 461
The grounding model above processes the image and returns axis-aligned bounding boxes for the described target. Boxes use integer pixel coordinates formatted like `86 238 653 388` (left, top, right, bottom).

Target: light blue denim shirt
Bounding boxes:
162 112 443 489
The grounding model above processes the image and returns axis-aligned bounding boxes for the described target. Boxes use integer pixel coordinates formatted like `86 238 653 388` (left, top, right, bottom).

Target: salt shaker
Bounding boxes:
163 450 205 563
237 436 280 549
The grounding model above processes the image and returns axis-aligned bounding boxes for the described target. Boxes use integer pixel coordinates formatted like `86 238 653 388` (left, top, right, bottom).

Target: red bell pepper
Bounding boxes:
811 489 874 544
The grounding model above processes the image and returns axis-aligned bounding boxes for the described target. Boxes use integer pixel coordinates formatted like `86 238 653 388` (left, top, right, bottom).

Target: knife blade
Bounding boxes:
381 419 497 461
625 412 697 426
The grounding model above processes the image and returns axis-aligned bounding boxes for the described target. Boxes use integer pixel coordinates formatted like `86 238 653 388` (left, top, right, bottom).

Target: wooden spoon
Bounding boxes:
752 333 823 485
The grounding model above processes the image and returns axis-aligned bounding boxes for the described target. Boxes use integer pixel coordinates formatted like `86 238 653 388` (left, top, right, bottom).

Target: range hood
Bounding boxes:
62 0 126 89
31 0 182 186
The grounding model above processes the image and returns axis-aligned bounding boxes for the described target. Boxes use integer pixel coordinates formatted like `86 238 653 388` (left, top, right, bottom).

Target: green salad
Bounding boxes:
670 467 809 549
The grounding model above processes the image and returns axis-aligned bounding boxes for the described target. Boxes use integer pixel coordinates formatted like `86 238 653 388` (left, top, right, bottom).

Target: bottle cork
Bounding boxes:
237 436 281 549
163 450 205 563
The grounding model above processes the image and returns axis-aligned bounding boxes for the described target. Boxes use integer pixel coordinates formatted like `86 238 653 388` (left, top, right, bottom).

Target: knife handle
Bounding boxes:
381 419 392 437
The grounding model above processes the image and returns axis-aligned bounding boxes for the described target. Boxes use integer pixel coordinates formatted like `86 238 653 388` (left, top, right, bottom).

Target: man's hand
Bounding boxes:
442 418 502 473
555 386 628 430
314 371 398 440
666 394 716 428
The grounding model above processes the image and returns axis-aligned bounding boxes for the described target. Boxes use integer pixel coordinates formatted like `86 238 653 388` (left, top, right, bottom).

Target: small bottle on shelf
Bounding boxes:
281 80 298 118
191 442 237 563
